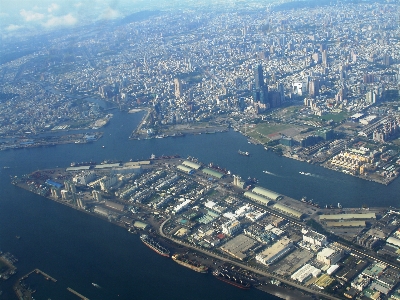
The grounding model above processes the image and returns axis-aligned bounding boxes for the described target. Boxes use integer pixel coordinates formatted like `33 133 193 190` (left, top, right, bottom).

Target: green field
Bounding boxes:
320 111 350 122
243 123 292 144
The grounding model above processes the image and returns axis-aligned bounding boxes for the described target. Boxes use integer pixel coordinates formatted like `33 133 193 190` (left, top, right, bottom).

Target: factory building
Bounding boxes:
291 264 321 283
317 247 343 266
222 219 241 236
302 229 328 246
256 237 293 265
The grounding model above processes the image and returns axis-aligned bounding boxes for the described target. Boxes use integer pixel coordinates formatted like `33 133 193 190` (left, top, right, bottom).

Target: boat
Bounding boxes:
213 270 250 289
238 150 250 156
140 234 170 257
92 283 101 288
171 254 208 273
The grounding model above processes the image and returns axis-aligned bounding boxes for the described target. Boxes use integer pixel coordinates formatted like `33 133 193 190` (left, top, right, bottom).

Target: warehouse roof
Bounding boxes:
272 203 303 219
252 186 283 201
320 213 376 221
326 221 366 227
66 166 92 171
182 160 201 170
202 168 224 179
177 165 194 174
244 191 272 206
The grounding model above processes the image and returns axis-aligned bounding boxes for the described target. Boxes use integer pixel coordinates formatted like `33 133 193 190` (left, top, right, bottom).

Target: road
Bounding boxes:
159 217 340 300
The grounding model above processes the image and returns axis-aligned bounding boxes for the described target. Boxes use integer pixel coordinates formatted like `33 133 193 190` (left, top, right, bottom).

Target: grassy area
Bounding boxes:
251 123 292 136
321 111 349 123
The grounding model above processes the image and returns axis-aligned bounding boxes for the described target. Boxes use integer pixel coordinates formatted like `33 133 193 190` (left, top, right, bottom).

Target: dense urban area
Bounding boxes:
1 0 400 299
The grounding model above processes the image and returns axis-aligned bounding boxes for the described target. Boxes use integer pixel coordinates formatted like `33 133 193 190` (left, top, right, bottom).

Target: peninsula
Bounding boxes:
12 156 400 300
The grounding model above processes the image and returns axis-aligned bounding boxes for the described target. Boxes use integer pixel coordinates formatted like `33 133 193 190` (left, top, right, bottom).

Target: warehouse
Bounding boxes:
182 160 201 170
320 213 376 221
66 166 92 172
256 237 293 265
326 221 366 227
133 221 148 230
272 203 303 220
252 187 283 201
291 264 321 283
244 191 272 206
219 234 257 260
177 165 195 174
202 168 224 179
386 237 400 248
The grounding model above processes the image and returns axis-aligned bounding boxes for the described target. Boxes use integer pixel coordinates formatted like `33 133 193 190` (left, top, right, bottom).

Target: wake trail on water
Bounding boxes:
262 170 283 177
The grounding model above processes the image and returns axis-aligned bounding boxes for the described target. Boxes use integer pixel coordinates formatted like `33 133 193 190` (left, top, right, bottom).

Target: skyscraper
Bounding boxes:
174 78 182 98
253 64 268 104
254 64 264 89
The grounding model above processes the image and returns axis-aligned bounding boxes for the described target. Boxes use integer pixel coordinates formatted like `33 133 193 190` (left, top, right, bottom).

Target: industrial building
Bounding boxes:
222 219 241 235
272 203 303 220
252 186 283 201
302 230 328 246
182 160 201 170
326 221 366 228
219 234 258 260
290 264 321 283
104 200 125 212
316 247 343 265
202 168 224 179
319 213 376 221
244 191 272 206
255 237 293 265
177 165 195 174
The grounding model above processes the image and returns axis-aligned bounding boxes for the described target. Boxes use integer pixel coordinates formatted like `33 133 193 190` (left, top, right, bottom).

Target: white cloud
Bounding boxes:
48 3 60 13
99 7 121 20
74 2 83 8
6 24 24 31
43 14 77 28
20 9 45 22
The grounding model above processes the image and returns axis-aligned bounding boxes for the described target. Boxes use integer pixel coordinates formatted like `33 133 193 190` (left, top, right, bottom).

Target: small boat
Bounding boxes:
92 283 101 288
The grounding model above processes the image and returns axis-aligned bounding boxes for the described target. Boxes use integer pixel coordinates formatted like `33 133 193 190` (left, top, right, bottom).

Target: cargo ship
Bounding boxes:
238 150 250 156
140 234 170 257
212 270 250 289
171 254 208 273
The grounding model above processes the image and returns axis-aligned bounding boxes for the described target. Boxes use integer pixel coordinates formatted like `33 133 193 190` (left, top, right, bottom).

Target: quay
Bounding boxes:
67 287 90 300
35 268 57 282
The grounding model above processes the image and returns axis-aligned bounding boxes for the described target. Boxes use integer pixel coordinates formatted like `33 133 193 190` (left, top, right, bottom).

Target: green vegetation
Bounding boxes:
321 111 349 123
251 123 292 136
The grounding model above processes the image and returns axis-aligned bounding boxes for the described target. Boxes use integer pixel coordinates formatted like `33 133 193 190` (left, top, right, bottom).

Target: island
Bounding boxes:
12 156 400 300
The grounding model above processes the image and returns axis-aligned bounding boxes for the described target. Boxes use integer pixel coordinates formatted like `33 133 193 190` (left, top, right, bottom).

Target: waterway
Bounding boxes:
0 106 399 299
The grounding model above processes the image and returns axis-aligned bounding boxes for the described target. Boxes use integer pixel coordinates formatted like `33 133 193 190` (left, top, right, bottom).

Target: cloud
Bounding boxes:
48 3 60 13
99 7 121 20
43 14 77 28
74 2 83 8
6 24 24 31
20 9 45 22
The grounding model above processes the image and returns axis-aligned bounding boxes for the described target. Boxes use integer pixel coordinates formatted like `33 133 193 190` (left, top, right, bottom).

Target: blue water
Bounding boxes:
0 108 398 299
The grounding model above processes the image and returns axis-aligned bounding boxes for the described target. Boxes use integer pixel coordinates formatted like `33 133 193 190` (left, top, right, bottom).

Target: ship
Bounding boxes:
92 283 101 288
171 254 208 273
238 150 250 156
140 234 170 257
213 270 250 289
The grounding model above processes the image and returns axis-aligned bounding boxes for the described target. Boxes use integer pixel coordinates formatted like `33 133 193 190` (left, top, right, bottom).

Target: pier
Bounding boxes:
67 287 90 300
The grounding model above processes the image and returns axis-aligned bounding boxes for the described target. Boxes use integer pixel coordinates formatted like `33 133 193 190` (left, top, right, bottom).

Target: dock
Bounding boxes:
67 287 90 300
35 268 57 282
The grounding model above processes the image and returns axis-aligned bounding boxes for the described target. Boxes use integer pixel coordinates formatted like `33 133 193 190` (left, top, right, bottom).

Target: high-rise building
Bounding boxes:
174 78 182 98
366 90 376 104
254 64 264 89
322 50 327 67
309 79 319 97
253 64 268 104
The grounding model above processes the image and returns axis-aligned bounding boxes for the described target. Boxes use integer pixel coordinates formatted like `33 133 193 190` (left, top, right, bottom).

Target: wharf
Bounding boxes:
67 287 90 300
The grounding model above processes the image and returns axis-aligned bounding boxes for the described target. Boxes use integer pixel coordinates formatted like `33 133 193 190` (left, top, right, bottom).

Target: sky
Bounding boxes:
0 0 152 39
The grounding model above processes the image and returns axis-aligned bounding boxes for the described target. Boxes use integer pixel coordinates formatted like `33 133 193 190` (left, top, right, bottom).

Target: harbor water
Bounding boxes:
0 107 399 299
